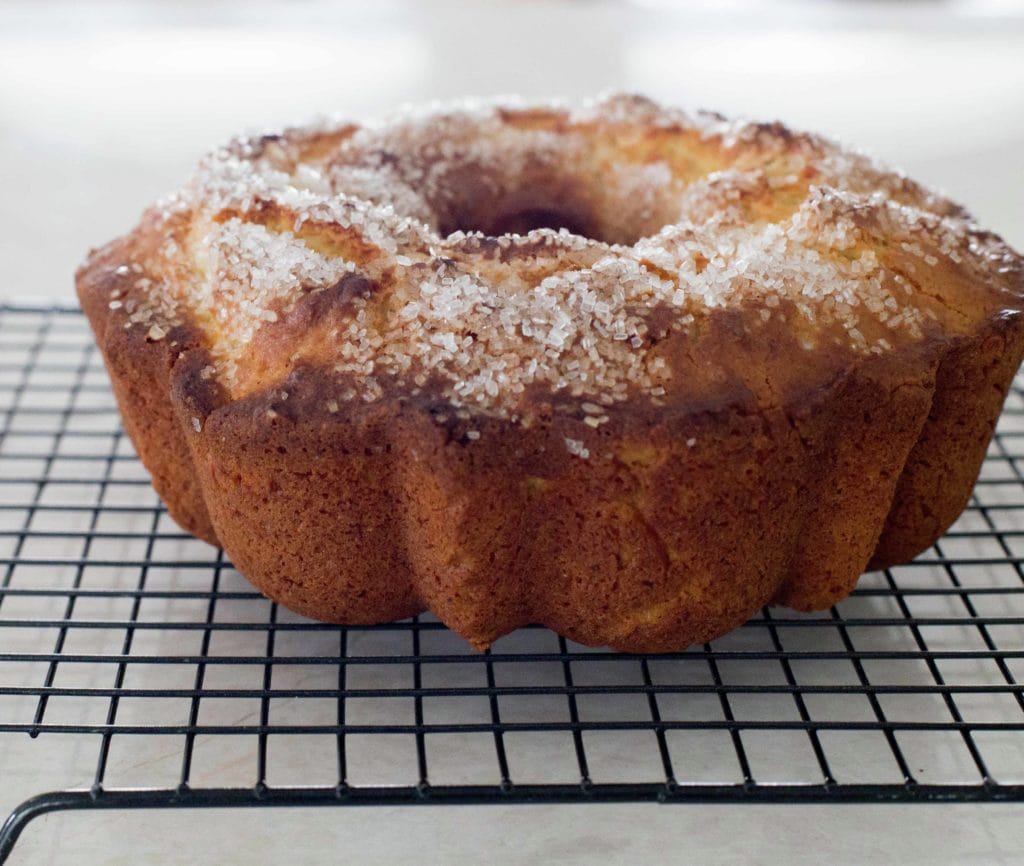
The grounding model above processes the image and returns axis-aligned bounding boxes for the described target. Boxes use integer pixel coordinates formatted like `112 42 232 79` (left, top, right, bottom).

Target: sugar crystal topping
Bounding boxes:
105 94 1020 419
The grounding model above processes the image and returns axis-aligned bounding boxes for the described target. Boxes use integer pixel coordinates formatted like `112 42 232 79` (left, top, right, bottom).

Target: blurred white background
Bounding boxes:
1 0 1023 303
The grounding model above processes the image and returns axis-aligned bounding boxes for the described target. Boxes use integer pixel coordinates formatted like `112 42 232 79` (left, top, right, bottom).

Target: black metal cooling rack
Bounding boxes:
1 304 1023 862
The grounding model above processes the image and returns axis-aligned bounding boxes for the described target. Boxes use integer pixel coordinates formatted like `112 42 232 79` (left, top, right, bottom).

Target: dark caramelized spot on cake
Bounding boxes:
330 272 374 304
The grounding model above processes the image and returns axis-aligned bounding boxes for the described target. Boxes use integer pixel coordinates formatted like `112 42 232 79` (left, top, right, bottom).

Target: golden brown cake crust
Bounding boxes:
76 95 1024 651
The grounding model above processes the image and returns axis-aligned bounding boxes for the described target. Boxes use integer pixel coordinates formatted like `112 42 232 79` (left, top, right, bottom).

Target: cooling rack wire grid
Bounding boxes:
1 304 1022 862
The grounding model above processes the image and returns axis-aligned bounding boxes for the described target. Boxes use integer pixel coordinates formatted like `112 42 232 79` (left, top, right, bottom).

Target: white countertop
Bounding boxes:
2 1 1024 863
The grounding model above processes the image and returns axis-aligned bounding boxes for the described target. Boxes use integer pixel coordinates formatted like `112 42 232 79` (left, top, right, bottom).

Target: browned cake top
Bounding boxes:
94 94 1024 421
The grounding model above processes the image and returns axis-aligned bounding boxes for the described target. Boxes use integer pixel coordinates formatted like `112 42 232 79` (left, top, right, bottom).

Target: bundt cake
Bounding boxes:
76 94 1024 652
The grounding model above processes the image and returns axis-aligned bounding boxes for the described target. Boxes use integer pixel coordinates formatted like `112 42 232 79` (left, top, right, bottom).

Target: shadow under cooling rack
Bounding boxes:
1 305 1024 860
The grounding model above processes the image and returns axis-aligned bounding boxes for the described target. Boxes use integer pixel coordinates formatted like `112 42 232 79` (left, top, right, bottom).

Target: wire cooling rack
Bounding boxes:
1 304 1023 861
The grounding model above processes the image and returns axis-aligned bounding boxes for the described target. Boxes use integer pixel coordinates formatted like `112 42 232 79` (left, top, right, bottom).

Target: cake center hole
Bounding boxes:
440 182 644 246
488 207 594 239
